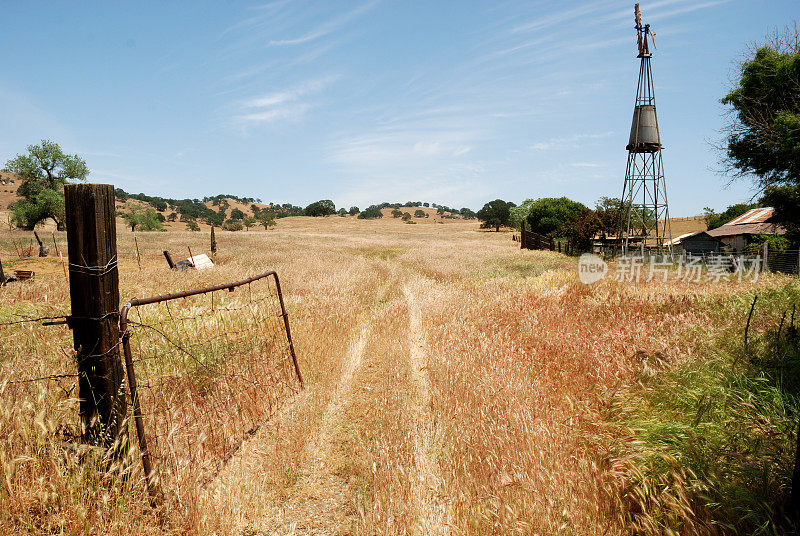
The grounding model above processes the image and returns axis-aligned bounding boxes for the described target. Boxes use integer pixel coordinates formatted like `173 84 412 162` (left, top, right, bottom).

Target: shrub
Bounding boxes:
358 205 383 219
121 206 164 232
222 220 243 231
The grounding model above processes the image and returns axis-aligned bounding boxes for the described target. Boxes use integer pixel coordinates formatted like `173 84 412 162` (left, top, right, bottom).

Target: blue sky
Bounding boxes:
1 1 795 215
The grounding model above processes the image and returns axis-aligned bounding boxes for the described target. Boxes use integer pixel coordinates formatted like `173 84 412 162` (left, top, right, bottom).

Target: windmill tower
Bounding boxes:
618 4 672 254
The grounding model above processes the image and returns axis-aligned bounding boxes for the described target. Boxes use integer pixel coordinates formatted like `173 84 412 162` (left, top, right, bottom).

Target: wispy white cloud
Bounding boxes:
267 1 378 46
233 76 336 125
330 129 477 168
241 77 334 109
509 1 613 35
648 0 731 23
237 103 310 123
530 132 614 151
569 162 604 168
326 118 487 206
218 0 378 62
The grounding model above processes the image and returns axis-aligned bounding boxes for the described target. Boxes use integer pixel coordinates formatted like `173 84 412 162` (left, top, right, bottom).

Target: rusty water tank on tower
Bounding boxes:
627 104 661 152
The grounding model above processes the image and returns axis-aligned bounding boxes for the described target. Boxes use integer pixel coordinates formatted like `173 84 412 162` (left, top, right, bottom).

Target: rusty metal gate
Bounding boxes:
119 271 303 501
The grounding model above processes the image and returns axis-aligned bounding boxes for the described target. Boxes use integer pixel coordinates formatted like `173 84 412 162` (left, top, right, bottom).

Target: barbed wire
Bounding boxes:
0 314 70 326
67 255 118 277
123 273 302 498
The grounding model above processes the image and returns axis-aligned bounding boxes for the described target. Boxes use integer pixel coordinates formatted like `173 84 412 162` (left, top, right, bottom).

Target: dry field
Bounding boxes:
0 215 797 535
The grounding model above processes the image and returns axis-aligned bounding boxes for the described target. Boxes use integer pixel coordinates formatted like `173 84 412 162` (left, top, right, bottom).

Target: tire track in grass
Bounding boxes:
404 281 450 536
259 318 373 535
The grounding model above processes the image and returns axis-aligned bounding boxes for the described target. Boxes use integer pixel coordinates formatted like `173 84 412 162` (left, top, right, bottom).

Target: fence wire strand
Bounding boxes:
121 272 302 497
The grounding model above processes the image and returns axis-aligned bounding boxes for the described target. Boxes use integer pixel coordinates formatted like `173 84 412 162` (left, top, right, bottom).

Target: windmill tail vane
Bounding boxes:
634 3 654 56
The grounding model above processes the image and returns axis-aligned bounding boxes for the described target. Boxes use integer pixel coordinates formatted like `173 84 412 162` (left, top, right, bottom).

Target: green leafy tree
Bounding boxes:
477 199 516 231
702 203 758 230
337 208 347 216
186 220 200 231
205 211 225 227
230 208 245 220
508 199 535 230
348 206 359 215
5 140 88 229
358 205 383 219
167 212 178 222
304 199 336 217
526 197 587 236
402 212 412 221
721 24 800 240
414 209 426 218
561 207 601 251
595 197 623 238
121 206 164 232
256 210 277 229
762 185 800 242
745 232 791 254
391 209 404 218
459 207 476 219
242 216 257 230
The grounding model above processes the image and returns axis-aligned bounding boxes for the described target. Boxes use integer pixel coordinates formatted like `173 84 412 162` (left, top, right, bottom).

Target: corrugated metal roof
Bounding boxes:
727 207 774 225
706 222 786 237
667 231 701 246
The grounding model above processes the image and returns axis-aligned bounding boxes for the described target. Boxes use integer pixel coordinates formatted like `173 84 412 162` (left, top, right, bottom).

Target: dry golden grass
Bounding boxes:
0 215 795 535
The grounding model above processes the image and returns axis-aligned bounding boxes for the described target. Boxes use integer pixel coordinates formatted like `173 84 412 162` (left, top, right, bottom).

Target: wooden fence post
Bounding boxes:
763 241 769 273
133 234 141 270
33 230 49 257
163 250 175 269
519 221 525 250
0 253 5 282
210 225 217 254
65 183 126 447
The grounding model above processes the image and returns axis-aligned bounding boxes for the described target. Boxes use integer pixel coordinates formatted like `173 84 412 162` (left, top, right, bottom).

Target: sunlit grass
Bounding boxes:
0 216 797 534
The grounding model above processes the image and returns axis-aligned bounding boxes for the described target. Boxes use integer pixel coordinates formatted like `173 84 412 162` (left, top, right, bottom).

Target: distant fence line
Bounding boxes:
592 248 800 277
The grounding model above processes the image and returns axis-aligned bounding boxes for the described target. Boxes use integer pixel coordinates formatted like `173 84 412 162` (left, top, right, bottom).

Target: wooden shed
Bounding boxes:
670 231 721 255
706 207 786 253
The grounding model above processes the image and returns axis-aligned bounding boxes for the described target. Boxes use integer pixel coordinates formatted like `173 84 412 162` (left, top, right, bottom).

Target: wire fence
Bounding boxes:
590 247 800 277
764 249 800 276
120 271 303 498
680 250 800 276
